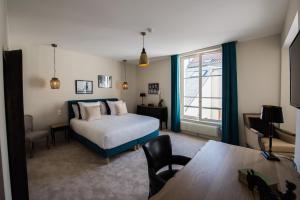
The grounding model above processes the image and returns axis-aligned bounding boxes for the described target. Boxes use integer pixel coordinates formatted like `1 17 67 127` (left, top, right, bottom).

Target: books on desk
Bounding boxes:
238 168 278 190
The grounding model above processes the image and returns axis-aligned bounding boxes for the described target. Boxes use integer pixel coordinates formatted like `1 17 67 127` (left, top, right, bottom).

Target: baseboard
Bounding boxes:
182 130 220 141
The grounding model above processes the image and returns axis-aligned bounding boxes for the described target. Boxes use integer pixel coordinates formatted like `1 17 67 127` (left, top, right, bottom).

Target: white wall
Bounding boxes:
281 0 299 46
8 43 137 130
281 0 300 173
136 58 171 129
280 0 299 133
121 63 137 113
0 0 12 199
237 35 281 145
280 48 297 132
134 35 282 144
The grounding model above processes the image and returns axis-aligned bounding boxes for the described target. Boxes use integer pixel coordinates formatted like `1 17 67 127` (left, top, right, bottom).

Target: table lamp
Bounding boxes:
260 105 283 161
140 93 146 105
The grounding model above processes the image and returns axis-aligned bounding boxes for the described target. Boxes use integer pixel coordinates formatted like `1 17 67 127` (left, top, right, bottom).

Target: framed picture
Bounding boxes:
98 75 112 88
148 83 159 94
75 80 93 94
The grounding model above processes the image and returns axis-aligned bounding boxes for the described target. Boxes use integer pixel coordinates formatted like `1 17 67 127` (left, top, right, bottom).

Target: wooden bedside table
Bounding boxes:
50 123 69 145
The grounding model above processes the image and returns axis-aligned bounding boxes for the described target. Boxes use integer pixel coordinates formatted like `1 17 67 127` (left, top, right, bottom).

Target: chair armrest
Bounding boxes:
275 128 296 144
171 155 191 166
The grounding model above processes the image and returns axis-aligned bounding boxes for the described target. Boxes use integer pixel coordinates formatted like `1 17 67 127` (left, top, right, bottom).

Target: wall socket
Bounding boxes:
57 109 62 116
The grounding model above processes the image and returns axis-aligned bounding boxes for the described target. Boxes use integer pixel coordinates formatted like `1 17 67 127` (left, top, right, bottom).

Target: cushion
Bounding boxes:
78 102 101 120
26 130 49 141
116 102 128 115
107 100 123 115
72 104 80 119
85 105 101 121
99 101 107 115
261 138 295 153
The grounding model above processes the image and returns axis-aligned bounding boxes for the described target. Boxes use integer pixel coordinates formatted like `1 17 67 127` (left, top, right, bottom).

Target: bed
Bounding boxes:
67 98 159 161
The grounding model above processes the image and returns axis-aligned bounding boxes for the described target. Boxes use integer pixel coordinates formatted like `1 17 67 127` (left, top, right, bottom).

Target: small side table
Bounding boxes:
50 123 69 145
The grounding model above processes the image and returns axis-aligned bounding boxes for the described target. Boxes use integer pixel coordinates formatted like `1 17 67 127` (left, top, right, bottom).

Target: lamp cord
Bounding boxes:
53 46 56 77
143 34 145 49
124 62 127 81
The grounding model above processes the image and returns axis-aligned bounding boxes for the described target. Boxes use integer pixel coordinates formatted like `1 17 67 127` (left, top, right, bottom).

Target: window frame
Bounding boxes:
180 46 222 124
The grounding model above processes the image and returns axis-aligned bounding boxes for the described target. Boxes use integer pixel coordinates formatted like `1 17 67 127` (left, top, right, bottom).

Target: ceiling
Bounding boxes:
7 0 288 61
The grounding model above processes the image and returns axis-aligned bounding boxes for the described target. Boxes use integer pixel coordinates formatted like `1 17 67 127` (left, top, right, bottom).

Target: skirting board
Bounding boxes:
182 130 221 141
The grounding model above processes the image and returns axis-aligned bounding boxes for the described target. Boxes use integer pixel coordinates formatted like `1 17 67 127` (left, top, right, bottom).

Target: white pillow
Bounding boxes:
116 102 128 115
72 104 80 119
107 100 123 115
99 101 107 115
78 101 101 120
85 105 101 121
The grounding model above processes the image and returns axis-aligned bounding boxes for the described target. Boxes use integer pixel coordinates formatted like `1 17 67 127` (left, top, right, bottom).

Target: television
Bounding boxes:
289 30 300 108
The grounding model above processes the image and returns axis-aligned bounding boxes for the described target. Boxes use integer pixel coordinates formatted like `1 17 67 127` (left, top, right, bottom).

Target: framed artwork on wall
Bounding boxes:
75 80 93 94
148 83 159 94
98 75 112 88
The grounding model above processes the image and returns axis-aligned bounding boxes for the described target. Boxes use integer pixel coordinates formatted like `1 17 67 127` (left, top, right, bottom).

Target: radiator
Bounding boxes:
181 121 220 138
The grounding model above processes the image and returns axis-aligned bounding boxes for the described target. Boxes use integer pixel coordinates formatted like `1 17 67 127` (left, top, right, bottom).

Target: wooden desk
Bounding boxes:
150 141 300 200
137 105 168 130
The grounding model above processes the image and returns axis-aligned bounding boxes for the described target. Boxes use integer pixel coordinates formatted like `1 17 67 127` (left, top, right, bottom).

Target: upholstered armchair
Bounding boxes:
243 113 295 157
24 115 50 158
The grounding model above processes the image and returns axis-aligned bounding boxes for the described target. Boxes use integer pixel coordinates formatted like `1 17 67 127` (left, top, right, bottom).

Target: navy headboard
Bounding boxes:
67 98 118 121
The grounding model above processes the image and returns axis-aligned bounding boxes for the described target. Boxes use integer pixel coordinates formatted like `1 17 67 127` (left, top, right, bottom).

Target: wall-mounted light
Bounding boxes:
50 43 60 89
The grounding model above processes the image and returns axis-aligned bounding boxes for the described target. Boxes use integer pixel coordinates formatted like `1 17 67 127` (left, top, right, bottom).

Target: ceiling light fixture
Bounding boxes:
50 43 60 89
138 31 149 68
122 60 128 90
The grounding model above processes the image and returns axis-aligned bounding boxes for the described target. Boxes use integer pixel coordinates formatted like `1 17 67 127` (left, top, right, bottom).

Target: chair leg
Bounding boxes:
46 135 50 149
64 128 67 142
30 142 34 158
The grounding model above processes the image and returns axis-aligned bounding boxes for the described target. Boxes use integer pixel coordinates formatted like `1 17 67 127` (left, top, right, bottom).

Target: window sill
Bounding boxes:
181 118 221 127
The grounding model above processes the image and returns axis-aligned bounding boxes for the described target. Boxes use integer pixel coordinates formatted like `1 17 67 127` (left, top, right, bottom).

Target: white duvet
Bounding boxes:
70 113 159 149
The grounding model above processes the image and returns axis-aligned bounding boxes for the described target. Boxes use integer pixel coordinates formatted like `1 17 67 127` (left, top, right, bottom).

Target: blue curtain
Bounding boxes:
171 55 181 132
222 42 239 145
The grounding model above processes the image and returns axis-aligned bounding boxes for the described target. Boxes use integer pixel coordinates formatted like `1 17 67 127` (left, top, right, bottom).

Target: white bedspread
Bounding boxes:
70 113 159 149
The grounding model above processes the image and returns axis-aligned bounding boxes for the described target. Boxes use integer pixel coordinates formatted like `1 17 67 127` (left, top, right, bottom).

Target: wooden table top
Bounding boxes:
50 123 68 129
150 140 300 200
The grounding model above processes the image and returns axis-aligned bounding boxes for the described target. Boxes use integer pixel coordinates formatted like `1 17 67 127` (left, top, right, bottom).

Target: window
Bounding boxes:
180 48 222 122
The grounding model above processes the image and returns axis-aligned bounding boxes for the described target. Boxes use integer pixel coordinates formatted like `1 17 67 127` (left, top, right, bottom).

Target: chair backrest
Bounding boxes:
243 113 276 137
243 113 261 128
142 135 172 173
24 115 33 133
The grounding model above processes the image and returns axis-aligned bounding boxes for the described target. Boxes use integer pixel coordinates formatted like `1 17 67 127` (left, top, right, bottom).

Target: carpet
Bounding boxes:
27 131 207 200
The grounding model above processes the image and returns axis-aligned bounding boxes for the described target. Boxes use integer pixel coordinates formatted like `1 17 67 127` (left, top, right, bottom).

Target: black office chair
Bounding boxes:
142 135 191 198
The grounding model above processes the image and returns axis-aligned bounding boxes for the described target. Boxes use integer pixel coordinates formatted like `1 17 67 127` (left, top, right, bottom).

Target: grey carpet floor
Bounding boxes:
27 131 207 200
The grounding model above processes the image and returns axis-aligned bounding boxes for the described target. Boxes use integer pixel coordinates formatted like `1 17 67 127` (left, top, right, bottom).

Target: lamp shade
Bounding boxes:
140 92 146 97
260 105 283 123
50 77 60 89
122 81 128 90
138 48 149 67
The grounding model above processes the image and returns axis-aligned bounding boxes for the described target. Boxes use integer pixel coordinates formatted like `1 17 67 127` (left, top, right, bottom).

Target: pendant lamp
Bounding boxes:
122 60 129 90
138 32 149 67
50 43 60 89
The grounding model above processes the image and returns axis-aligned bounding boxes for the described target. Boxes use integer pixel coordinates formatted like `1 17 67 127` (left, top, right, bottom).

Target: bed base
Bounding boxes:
71 129 159 164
